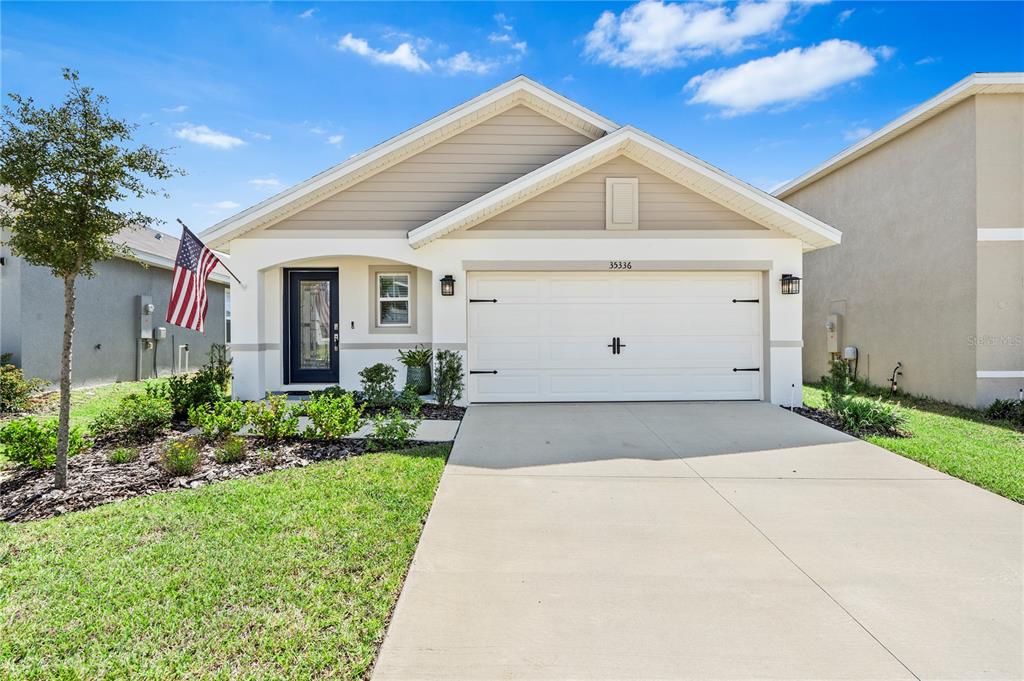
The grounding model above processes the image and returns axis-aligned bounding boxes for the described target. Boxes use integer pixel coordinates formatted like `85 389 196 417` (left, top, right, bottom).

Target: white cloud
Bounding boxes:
436 51 496 75
874 45 896 61
489 32 512 44
162 104 188 113
837 8 854 23
175 124 245 149
512 41 528 54
686 39 880 115
327 134 344 145
584 0 792 71
248 178 282 189
336 33 431 72
245 129 272 141
915 56 939 66
298 8 316 19
195 200 241 212
843 125 872 141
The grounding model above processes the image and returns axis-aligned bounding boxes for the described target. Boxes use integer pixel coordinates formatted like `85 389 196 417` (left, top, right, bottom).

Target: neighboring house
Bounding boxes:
0 225 230 387
203 76 840 405
777 73 1024 408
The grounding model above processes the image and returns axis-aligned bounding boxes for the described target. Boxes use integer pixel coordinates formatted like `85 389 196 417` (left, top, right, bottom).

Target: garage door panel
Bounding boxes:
467 271 763 402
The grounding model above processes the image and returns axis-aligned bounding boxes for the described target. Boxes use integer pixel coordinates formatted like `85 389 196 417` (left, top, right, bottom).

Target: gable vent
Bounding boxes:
605 177 638 230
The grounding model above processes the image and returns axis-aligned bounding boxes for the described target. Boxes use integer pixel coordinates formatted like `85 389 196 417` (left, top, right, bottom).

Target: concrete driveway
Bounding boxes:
374 402 1023 680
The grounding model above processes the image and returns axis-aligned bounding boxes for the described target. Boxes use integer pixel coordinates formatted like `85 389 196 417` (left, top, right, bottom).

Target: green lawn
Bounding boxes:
804 385 1024 503
0 444 450 679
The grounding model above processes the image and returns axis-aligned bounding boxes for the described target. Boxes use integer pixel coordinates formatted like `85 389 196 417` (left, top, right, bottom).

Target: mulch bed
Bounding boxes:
362 403 465 421
789 405 909 439
0 434 441 524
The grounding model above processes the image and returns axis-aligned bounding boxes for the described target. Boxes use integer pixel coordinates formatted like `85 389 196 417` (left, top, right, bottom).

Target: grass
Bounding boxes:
0 378 167 466
0 443 450 679
804 385 1024 503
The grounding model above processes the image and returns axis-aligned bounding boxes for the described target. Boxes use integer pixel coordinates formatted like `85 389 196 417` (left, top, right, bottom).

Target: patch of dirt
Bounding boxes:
0 434 441 524
360 403 466 421
789 405 909 439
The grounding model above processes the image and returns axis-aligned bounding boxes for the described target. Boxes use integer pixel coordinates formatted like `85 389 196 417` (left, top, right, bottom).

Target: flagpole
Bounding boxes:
176 218 245 287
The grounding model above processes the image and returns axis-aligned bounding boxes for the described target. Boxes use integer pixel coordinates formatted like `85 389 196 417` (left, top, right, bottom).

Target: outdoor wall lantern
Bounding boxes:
440 274 456 297
780 273 802 295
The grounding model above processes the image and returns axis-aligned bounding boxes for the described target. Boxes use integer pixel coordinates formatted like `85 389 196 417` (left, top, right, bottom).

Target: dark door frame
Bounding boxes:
283 268 339 385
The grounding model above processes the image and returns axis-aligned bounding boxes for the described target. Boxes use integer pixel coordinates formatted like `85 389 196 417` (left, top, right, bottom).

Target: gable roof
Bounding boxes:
202 76 618 251
113 226 230 284
775 72 1024 199
408 126 841 251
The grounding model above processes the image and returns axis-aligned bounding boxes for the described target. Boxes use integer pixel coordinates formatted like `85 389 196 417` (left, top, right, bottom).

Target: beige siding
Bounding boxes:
472 156 765 231
270 106 593 232
786 98 979 406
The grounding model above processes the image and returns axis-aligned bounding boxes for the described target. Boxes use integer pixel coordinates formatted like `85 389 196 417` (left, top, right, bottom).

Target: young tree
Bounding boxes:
0 69 181 488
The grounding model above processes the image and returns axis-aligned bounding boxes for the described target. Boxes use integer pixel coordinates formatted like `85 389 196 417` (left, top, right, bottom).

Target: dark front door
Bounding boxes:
286 269 339 384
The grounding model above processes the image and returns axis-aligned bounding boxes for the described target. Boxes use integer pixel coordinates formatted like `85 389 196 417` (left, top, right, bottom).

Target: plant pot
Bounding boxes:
405 365 432 395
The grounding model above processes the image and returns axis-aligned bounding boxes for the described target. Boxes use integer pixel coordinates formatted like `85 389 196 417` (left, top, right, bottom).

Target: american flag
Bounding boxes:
166 225 221 333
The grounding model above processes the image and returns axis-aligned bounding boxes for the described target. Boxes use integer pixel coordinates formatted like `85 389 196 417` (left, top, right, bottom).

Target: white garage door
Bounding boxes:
467 271 763 402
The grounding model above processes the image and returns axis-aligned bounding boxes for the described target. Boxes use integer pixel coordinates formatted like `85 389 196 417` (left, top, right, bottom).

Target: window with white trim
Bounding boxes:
377 272 410 327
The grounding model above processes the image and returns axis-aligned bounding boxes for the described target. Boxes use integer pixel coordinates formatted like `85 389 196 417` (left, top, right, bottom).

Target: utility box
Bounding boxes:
826 313 841 354
154 326 167 340
139 295 154 339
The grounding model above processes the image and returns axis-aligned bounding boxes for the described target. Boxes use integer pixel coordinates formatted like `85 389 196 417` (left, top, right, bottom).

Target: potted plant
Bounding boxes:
398 345 433 395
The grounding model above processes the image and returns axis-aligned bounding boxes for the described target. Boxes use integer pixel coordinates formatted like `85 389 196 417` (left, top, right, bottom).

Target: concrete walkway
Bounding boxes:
373 402 1023 680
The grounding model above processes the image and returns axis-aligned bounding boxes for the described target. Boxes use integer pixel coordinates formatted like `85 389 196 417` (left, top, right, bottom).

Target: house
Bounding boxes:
202 76 840 405
0 225 230 387
776 73 1024 408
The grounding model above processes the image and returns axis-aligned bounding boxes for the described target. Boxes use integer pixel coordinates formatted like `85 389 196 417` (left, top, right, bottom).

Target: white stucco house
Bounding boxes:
202 77 840 405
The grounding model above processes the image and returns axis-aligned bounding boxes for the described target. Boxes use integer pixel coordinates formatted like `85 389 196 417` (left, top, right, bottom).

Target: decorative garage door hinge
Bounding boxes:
731 298 760 303
469 370 499 375
469 298 498 303
732 367 760 372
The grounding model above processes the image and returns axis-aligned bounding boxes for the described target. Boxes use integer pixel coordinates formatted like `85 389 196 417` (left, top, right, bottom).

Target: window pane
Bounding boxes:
380 300 409 325
379 275 409 299
299 280 331 369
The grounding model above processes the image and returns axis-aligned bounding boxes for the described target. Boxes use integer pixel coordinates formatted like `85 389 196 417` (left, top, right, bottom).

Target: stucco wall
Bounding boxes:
974 94 1024 405
11 257 227 387
785 98 979 405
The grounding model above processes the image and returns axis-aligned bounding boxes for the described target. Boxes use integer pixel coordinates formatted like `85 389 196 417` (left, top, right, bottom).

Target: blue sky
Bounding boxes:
2 1 1022 234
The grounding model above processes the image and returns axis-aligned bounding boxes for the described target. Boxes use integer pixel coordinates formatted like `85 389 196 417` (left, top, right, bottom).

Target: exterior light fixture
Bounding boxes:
440 274 456 296
780 274 801 295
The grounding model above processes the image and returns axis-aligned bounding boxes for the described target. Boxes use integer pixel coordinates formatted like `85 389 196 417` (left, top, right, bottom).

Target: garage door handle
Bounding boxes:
733 367 760 372
469 298 498 303
470 370 498 375
732 299 759 303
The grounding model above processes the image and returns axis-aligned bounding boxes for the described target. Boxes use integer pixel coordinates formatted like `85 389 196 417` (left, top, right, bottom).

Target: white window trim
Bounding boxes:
377 272 412 328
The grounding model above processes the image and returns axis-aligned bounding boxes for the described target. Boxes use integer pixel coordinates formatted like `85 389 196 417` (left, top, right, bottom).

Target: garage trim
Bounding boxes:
463 260 773 272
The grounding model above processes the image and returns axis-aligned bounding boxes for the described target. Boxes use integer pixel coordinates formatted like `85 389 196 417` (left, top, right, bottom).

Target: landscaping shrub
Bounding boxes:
821 359 854 412
214 435 247 464
189 400 247 442
159 438 200 476
832 395 907 433
359 363 397 407
986 398 1024 428
367 407 420 452
91 393 173 443
205 343 233 392
257 447 280 467
395 384 423 417
0 356 45 413
107 447 139 465
310 385 348 400
148 370 224 421
246 393 299 441
434 350 464 408
0 417 86 470
303 393 363 441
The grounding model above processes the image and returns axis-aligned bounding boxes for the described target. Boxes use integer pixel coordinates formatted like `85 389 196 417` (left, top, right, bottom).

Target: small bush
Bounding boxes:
821 359 853 412
987 399 1024 428
159 438 200 477
395 384 423 417
91 393 173 442
367 407 420 452
310 385 348 400
359 363 397 407
189 400 247 442
0 418 86 470
107 447 139 465
434 350 464 408
397 344 432 368
257 447 280 467
246 393 299 441
205 344 233 392
833 395 907 433
214 435 247 464
0 359 45 413
148 369 224 421
303 393 363 441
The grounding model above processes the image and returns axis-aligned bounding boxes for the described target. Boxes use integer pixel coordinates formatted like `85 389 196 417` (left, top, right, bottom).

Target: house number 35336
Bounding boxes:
609 261 632 270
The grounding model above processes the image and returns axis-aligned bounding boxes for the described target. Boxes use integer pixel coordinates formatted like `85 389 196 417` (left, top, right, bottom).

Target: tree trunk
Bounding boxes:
54 272 77 489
